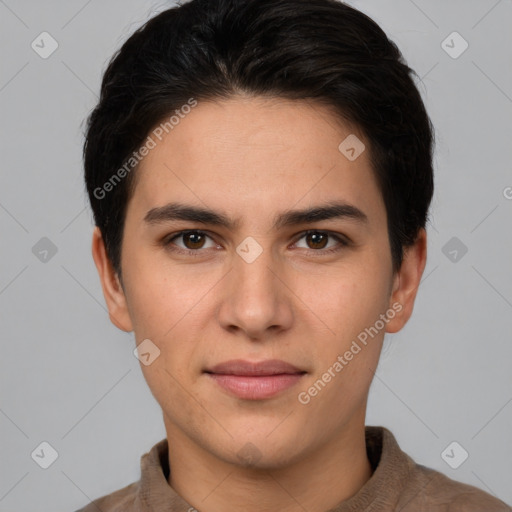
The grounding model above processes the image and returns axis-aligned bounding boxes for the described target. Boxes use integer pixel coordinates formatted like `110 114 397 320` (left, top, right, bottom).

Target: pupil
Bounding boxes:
308 232 327 249
186 232 204 249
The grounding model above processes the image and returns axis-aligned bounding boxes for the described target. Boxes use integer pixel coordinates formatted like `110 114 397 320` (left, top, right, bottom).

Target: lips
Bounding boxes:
204 359 306 400
205 359 306 376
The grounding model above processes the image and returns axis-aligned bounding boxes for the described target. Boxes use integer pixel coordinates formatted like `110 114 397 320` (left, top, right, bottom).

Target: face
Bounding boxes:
93 95 426 469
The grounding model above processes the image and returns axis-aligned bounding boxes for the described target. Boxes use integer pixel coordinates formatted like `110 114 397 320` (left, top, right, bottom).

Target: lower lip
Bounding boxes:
206 373 305 400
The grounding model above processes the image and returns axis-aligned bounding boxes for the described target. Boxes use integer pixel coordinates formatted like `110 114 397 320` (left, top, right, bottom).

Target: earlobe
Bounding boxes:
91 226 134 332
385 228 428 334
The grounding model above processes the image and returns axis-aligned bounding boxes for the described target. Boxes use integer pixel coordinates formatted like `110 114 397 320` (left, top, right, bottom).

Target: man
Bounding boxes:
77 0 511 510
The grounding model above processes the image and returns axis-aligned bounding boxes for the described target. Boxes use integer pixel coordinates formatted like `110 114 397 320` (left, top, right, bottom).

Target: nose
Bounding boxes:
217 242 294 341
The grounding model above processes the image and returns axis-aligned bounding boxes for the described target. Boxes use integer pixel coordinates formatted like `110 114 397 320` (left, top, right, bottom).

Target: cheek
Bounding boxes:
122 254 207 338
122 256 211 374
297 254 391 381
297 259 390 333
141 363 203 433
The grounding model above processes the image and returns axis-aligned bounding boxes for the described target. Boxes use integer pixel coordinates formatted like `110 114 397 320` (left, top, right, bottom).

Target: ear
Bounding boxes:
385 228 427 334
91 226 133 332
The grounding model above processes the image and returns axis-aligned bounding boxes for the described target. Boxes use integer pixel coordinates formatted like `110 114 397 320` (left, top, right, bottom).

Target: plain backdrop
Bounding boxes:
1 0 511 510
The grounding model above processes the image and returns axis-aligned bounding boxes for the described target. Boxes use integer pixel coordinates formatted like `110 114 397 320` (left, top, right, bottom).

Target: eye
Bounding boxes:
293 230 349 254
162 229 350 257
164 230 219 254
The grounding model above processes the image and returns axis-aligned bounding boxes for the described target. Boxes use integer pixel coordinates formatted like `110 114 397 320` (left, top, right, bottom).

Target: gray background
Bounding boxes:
1 0 511 510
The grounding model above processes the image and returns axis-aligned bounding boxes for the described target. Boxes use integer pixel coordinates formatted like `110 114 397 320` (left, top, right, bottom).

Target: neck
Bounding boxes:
165 418 373 512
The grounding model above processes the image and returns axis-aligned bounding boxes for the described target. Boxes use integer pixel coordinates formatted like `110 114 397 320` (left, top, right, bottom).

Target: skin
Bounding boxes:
92 95 427 512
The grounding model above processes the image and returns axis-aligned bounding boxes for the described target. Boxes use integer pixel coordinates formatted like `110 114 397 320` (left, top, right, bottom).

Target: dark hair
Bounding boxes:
84 0 435 276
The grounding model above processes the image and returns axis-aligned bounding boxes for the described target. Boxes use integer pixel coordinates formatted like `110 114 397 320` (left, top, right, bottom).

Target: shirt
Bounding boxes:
74 426 511 511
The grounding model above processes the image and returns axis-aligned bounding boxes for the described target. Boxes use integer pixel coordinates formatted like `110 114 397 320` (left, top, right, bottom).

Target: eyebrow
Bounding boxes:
143 201 369 231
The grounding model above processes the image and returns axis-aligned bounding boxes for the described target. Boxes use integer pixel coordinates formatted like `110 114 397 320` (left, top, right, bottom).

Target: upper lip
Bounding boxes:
205 359 306 376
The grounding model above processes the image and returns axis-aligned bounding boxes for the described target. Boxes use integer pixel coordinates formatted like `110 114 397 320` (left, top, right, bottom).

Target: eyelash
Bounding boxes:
162 229 350 257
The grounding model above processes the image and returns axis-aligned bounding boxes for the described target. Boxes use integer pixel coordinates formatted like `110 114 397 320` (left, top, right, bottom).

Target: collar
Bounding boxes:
133 426 416 511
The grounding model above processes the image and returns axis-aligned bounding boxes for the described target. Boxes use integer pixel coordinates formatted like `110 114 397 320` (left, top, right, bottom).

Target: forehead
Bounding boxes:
129 96 384 229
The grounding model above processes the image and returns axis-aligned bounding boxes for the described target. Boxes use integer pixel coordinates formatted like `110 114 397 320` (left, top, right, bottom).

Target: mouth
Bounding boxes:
204 359 307 400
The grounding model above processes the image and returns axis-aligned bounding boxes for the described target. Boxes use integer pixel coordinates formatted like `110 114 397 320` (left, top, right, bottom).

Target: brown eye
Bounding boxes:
305 232 328 249
182 231 206 249
306 233 328 249
294 230 349 255
164 230 218 253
